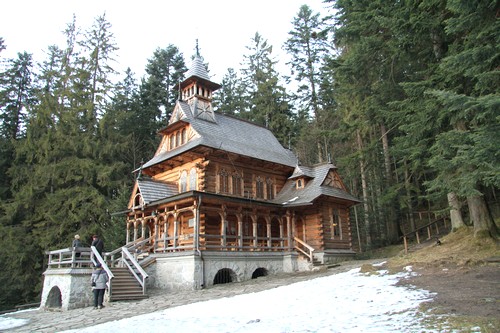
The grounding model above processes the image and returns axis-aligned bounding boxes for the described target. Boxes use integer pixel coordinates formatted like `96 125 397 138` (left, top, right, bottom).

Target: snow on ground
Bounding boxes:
1 265 438 333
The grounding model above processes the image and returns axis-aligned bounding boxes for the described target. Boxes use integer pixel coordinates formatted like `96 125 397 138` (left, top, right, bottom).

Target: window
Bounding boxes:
189 167 197 191
255 176 264 199
169 134 175 150
180 170 187 192
266 177 274 199
232 172 242 196
330 208 342 239
219 169 229 194
181 128 187 144
296 178 304 189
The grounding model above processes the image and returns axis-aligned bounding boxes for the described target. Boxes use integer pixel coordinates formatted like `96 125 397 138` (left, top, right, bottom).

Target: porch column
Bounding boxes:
237 212 243 249
286 211 292 250
141 219 146 238
133 220 139 241
173 213 178 248
220 207 227 247
279 217 284 248
194 198 199 251
266 216 272 248
252 215 258 248
126 219 131 244
153 217 158 251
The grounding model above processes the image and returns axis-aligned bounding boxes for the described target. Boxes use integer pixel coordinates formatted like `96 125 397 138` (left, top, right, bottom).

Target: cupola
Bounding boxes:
179 42 221 122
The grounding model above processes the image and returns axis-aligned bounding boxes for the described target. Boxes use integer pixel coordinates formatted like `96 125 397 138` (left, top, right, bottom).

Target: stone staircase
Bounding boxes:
109 267 149 302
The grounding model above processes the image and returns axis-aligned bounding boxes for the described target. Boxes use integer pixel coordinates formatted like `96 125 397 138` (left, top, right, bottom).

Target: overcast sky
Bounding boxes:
1 0 330 83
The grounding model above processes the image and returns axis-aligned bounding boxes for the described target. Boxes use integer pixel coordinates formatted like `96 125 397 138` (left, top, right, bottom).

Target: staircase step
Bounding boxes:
109 267 148 302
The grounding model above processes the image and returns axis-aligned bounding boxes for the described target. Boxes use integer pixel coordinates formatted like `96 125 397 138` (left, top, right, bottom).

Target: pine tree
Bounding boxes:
241 32 295 146
79 13 119 119
139 45 186 124
425 0 500 237
212 68 247 116
284 4 329 120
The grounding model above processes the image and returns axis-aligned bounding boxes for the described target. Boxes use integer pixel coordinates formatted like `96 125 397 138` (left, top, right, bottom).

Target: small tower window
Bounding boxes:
266 177 274 199
189 167 197 191
232 172 242 196
180 170 188 192
169 134 175 150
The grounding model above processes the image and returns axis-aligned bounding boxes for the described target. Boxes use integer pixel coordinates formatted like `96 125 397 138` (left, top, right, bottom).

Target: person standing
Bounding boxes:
72 235 82 258
91 263 108 309
91 234 104 258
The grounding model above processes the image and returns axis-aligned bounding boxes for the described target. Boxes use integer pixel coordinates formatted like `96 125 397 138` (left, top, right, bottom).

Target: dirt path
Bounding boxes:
396 261 500 319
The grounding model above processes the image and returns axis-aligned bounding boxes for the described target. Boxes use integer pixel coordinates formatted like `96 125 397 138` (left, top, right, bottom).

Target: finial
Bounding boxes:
195 39 200 57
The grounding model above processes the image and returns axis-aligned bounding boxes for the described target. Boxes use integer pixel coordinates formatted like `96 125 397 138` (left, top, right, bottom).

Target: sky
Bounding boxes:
0 263 449 333
1 0 330 84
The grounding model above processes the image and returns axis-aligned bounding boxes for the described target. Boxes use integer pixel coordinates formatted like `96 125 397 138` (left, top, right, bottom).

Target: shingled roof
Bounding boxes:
142 102 297 170
137 178 178 204
272 163 361 207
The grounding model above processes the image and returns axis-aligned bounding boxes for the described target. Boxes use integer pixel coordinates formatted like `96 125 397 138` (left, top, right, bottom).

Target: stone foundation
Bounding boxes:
146 251 299 291
40 268 94 310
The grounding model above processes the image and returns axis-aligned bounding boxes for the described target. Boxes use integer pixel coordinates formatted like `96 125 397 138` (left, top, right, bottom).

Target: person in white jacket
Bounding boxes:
91 263 108 309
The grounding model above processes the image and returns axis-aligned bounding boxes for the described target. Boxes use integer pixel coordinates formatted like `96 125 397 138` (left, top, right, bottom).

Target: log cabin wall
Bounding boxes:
318 199 353 251
205 157 289 200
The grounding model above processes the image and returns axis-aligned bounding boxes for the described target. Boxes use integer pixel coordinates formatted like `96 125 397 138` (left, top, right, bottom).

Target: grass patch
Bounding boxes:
387 226 500 269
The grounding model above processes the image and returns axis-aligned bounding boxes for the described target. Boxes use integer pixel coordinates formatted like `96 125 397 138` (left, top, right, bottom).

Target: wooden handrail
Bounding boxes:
293 237 315 262
402 217 449 254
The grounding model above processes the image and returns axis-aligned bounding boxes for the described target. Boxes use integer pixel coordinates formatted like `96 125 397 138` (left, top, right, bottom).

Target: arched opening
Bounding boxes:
213 268 236 285
251 267 268 279
46 286 62 309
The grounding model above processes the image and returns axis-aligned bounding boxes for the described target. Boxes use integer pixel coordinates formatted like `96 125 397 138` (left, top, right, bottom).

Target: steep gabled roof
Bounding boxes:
272 163 361 207
142 101 297 169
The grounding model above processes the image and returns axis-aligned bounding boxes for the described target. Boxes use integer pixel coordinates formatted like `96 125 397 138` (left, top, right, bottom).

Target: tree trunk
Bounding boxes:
380 123 392 181
447 192 465 230
380 123 399 243
467 194 498 238
403 160 416 231
357 130 371 248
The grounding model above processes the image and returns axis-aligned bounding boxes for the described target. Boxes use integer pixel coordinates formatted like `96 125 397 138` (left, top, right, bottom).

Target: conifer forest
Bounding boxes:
0 1 498 310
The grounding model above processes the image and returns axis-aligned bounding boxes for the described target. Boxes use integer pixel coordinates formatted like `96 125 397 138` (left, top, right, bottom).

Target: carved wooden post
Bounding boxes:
126 219 131 244
173 213 178 248
237 212 243 250
279 217 284 249
220 206 227 248
266 216 271 248
286 210 292 250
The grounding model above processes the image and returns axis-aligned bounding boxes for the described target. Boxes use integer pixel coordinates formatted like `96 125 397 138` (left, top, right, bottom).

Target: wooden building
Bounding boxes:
125 52 360 290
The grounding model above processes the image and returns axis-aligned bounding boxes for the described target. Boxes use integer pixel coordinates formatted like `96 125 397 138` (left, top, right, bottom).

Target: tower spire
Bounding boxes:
195 39 200 57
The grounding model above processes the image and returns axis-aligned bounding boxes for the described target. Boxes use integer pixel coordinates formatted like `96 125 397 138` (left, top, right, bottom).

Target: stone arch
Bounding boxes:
213 268 237 285
251 267 269 279
45 285 62 309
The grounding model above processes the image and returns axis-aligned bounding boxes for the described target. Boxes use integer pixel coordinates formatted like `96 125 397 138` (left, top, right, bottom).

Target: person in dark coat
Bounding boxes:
91 263 108 309
91 234 104 258
72 234 82 258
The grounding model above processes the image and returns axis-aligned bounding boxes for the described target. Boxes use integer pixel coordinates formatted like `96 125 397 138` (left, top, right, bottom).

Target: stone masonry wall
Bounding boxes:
41 268 94 310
